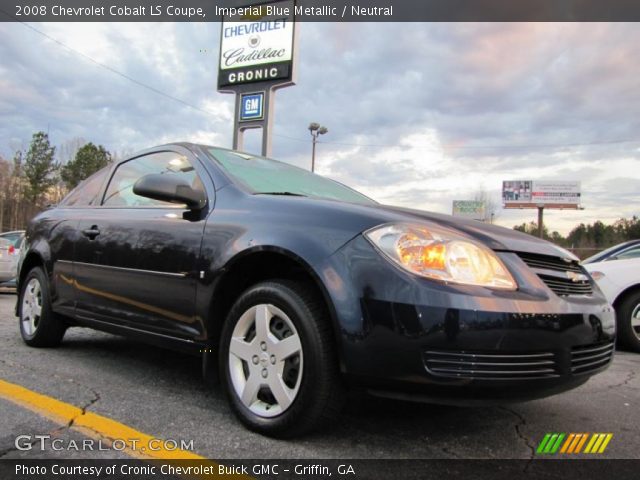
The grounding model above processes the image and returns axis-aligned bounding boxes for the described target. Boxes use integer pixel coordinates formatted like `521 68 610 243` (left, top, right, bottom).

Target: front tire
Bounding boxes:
616 289 640 353
219 280 344 437
18 267 66 347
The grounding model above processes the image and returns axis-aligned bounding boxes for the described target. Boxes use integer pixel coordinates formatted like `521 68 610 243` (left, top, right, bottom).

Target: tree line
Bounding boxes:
0 131 112 231
514 217 640 257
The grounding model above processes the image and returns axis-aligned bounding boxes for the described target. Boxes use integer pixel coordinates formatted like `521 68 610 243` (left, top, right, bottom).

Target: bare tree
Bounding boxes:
474 187 501 223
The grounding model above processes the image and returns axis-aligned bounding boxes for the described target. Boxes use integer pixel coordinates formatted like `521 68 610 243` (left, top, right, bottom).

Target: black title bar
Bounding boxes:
2 0 640 22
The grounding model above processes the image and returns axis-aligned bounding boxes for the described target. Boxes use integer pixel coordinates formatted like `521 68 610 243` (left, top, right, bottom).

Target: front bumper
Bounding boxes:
353 300 614 404
321 236 616 404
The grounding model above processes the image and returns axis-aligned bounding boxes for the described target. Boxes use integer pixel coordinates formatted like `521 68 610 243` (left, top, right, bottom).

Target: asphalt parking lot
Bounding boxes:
0 291 638 461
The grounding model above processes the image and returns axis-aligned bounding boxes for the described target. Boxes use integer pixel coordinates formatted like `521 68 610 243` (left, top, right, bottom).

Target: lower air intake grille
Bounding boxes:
571 341 615 374
424 350 559 380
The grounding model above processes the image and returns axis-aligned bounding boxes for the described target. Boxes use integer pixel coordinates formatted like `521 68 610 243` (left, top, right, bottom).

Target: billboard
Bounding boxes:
502 180 581 208
452 200 486 221
218 0 296 89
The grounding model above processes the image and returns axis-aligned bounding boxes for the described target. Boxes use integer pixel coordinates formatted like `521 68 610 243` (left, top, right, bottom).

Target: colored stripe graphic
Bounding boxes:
584 434 598 453
537 433 552 454
598 434 613 453
585 433 613 453
537 433 565 454
549 433 565 453
538 433 613 455
560 433 575 453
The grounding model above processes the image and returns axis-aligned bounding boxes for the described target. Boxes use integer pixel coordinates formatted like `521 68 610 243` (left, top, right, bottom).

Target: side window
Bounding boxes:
59 167 110 207
102 152 204 207
615 247 640 260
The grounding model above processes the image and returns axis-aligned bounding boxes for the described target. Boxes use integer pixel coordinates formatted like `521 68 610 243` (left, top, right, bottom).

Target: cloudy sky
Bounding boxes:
1 22 639 234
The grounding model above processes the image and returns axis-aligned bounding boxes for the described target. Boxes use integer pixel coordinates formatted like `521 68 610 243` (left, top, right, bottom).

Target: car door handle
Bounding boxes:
82 227 100 240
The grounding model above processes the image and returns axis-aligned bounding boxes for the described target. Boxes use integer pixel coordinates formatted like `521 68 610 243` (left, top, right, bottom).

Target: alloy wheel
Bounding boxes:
632 302 640 341
228 303 303 417
21 278 43 336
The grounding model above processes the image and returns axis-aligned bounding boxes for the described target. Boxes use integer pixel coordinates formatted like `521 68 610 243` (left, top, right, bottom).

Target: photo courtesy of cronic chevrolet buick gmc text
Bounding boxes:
16 143 615 437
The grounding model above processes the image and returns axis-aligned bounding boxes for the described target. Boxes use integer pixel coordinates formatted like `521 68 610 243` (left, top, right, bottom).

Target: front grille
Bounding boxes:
571 341 614 374
517 252 583 273
538 275 594 296
424 350 559 380
517 252 593 296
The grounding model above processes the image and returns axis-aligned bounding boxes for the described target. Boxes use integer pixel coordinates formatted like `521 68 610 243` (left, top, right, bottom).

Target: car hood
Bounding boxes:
356 203 578 260
239 192 577 260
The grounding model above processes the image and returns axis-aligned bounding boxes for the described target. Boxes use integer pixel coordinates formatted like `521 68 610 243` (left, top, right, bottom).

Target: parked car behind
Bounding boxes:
17 143 616 437
0 230 26 249
0 231 25 287
583 257 640 352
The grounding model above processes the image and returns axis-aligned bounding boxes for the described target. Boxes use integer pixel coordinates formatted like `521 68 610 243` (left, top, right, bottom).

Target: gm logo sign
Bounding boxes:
240 92 264 121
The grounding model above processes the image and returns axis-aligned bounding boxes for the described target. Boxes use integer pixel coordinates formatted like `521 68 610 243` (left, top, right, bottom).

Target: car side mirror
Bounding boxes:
133 173 206 210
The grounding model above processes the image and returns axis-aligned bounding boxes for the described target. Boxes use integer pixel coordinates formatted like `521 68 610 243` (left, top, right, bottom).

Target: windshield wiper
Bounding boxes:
255 192 308 197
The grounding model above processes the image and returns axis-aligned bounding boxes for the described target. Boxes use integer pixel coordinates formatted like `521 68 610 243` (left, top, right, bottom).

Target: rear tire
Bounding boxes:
616 289 640 353
18 267 66 347
219 280 344 437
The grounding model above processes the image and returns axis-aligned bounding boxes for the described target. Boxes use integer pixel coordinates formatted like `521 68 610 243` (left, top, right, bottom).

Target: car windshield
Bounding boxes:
206 147 375 205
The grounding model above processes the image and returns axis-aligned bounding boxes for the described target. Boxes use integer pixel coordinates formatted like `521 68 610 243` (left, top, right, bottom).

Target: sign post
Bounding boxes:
217 0 297 157
502 180 582 238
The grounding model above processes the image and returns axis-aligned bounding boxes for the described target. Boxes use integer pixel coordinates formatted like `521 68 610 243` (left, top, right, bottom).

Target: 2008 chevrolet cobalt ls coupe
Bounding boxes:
17 143 615 437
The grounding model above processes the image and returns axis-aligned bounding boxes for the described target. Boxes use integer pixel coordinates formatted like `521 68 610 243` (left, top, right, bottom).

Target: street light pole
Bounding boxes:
311 133 318 172
308 122 328 172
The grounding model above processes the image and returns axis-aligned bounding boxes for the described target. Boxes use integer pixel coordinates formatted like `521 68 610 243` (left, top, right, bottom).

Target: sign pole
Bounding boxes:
537 205 544 238
261 87 275 157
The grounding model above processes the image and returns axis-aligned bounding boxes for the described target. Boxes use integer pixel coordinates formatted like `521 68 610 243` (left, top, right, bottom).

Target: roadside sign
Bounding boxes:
217 0 298 156
452 200 486 221
502 180 581 209
239 92 265 121
218 0 296 89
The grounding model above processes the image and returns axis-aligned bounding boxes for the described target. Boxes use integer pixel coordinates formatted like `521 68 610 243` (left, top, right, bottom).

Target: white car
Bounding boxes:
583 257 640 352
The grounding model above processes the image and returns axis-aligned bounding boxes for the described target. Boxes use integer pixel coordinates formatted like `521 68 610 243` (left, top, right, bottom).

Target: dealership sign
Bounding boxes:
452 200 486 221
502 180 581 208
218 0 295 88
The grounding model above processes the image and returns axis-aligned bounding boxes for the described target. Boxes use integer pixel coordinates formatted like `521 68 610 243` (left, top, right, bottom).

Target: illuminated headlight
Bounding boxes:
365 223 517 290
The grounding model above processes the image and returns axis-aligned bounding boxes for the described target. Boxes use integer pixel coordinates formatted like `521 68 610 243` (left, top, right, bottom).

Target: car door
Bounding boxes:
48 169 111 314
73 149 211 340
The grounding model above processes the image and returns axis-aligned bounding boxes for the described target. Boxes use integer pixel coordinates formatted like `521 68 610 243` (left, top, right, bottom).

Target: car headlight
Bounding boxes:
364 223 517 290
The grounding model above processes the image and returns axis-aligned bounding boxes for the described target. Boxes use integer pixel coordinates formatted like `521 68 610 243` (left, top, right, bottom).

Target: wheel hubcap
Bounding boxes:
228 304 303 417
21 278 43 336
631 303 640 341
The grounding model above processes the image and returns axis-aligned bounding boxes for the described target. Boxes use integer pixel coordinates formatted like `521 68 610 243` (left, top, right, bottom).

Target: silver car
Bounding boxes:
0 230 25 286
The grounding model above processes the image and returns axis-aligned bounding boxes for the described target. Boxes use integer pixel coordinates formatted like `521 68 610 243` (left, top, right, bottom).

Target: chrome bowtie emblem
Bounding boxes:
567 271 588 283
